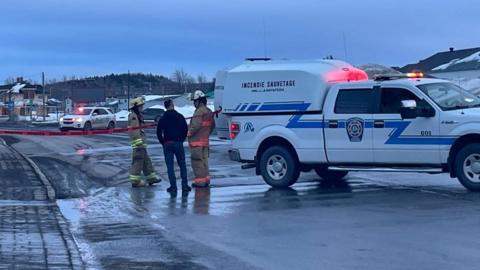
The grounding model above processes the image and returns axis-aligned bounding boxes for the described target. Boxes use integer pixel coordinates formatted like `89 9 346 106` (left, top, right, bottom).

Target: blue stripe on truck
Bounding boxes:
233 102 457 145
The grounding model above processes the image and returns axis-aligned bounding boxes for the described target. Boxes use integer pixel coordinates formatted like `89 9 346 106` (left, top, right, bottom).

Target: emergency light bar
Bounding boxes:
374 72 424 81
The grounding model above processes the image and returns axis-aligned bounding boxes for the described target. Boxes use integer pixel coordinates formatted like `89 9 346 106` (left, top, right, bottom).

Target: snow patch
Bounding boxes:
456 51 480 64
432 58 460 71
143 95 179 102
432 51 480 71
150 103 214 120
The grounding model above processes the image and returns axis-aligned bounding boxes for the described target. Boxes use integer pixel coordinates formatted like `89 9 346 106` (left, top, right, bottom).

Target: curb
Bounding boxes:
0 137 56 201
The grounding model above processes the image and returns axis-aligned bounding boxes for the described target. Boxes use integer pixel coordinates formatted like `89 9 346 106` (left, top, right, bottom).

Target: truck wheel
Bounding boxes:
455 143 480 192
314 168 348 181
83 122 92 131
107 121 115 130
260 146 300 188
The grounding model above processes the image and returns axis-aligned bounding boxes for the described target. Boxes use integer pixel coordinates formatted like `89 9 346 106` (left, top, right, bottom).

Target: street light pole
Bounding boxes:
127 70 130 110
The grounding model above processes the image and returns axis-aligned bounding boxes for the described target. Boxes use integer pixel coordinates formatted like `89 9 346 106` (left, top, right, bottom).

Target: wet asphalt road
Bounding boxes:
4 129 480 269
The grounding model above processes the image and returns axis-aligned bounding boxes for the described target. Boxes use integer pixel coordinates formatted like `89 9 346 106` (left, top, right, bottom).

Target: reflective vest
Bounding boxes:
188 104 215 147
128 111 147 148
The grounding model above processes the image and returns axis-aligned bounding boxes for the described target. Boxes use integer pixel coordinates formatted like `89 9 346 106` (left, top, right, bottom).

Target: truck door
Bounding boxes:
324 87 374 163
372 87 440 164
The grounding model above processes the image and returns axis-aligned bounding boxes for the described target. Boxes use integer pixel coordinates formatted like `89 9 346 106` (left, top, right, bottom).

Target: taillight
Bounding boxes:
230 122 240 140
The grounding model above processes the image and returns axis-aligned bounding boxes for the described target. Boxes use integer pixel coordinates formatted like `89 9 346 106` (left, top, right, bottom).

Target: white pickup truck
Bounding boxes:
216 59 480 191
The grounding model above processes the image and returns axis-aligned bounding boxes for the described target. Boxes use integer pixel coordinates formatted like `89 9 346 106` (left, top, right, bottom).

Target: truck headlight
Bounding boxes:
59 117 64 122
75 117 83 122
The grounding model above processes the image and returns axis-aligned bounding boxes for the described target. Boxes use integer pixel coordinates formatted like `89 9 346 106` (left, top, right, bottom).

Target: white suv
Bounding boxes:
60 107 116 131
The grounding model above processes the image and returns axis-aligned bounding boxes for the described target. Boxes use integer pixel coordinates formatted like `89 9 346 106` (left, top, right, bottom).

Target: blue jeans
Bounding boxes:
163 142 188 189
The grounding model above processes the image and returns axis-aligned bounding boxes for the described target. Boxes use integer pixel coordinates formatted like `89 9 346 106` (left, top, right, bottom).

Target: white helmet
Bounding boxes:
191 90 206 101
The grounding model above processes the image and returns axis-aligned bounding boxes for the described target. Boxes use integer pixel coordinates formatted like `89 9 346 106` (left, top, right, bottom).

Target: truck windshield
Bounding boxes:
417 82 480 111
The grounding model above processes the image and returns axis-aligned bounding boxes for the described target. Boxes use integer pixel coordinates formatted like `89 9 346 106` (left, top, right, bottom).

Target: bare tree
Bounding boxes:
4 77 15 84
171 68 194 93
48 78 58 84
197 73 207 84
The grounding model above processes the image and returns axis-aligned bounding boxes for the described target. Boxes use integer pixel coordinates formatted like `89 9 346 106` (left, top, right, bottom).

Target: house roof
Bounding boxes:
0 83 44 94
400 47 480 73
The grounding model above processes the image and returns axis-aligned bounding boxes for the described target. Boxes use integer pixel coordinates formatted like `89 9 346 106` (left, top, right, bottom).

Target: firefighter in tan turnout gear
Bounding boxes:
188 90 215 188
128 97 161 187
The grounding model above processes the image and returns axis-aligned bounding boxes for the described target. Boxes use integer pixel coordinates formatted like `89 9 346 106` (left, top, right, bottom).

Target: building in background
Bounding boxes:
0 78 47 118
401 47 480 83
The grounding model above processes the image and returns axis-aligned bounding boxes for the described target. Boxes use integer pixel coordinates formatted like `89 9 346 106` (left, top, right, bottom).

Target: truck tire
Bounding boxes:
314 168 348 181
260 146 300 188
108 121 115 130
455 143 480 192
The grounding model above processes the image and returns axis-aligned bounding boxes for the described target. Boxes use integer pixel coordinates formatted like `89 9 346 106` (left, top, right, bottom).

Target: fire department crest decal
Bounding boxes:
346 118 364 142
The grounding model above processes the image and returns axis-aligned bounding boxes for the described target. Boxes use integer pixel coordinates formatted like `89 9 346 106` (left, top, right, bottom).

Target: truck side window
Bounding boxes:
380 88 420 114
334 89 373 114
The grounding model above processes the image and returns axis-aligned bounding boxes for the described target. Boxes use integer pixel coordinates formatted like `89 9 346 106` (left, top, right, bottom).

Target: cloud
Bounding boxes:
1 0 479 81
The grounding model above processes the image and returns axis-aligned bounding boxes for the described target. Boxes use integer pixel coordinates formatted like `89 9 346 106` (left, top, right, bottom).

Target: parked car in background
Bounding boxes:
143 106 165 123
59 107 116 131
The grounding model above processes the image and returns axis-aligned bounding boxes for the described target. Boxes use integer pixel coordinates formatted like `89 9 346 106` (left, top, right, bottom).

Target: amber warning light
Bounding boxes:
406 72 424 79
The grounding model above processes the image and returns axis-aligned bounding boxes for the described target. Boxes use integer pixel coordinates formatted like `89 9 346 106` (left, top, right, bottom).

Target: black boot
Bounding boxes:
167 186 178 193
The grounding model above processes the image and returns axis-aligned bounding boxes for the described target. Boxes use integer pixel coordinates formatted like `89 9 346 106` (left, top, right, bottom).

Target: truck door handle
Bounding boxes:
329 120 338 128
374 120 384 128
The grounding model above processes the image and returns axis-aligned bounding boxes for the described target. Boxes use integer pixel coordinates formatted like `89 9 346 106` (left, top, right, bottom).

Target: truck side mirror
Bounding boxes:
93 112 98 116
400 100 417 119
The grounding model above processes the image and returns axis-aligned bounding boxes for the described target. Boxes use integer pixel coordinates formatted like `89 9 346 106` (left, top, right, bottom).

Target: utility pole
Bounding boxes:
127 70 130 110
42 72 45 121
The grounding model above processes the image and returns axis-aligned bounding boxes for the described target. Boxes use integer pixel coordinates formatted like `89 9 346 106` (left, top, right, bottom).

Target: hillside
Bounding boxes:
47 73 214 100
358 64 402 79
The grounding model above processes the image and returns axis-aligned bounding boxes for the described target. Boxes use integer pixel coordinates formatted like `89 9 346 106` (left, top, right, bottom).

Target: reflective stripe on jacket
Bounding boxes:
188 104 215 147
128 111 147 148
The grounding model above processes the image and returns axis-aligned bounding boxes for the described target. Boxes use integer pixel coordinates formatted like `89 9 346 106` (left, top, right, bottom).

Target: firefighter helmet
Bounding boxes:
191 90 206 101
129 97 145 109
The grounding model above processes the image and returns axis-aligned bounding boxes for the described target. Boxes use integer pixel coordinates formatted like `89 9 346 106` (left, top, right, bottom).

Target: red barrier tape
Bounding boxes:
0 124 156 136
0 108 222 136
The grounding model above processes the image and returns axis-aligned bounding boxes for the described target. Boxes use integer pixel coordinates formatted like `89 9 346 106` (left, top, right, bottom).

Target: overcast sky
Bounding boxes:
1 0 479 82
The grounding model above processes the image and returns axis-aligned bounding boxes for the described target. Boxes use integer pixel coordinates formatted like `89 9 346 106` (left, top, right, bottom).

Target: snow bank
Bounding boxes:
143 95 179 102
462 78 480 91
150 102 214 120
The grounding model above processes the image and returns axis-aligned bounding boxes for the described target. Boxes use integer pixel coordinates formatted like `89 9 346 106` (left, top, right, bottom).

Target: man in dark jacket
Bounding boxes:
157 99 191 193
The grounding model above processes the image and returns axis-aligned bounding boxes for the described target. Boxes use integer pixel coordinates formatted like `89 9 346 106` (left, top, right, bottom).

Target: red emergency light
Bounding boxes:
325 67 368 83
